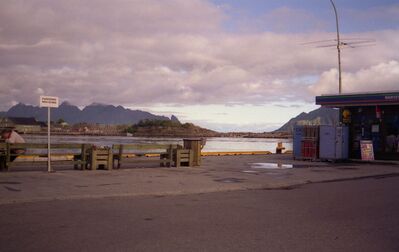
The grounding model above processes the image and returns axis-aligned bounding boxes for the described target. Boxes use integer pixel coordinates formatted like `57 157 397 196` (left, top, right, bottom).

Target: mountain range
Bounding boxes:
1 102 339 133
275 107 339 132
2 102 178 125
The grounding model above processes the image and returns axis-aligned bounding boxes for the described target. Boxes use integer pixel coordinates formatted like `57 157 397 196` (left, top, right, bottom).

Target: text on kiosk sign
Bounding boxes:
40 96 59 108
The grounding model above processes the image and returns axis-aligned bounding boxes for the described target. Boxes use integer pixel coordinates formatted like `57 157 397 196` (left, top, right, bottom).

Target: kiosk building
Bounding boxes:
316 91 399 160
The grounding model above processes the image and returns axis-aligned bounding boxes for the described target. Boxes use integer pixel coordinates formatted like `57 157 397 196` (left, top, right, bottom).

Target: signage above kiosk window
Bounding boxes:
316 91 399 107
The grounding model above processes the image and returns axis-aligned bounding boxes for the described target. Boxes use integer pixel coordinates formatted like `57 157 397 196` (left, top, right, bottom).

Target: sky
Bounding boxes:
0 0 398 132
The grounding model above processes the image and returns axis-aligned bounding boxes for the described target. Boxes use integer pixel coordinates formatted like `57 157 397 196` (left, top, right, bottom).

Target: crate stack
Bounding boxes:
293 125 320 160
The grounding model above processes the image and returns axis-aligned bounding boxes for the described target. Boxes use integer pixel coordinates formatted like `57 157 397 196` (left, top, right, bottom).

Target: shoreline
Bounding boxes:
22 132 293 139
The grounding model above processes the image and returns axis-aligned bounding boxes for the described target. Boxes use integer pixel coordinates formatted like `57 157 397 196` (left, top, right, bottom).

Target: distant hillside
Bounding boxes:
275 107 339 132
127 119 218 137
3 102 176 125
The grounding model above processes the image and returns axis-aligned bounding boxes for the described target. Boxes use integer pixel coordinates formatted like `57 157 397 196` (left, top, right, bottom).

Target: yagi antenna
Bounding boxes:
302 0 376 94
309 38 376 49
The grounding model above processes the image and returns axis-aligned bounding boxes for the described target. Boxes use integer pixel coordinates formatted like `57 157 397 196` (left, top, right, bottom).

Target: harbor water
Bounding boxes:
24 135 292 153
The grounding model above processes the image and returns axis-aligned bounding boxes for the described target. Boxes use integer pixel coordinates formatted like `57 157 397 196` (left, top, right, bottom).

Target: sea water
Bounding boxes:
24 135 292 153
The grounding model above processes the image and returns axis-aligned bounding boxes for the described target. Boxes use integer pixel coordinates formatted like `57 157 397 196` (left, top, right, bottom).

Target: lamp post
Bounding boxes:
330 0 342 94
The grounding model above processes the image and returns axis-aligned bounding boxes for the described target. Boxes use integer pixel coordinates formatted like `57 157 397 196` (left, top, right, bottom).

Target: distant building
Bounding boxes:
60 122 69 127
0 117 43 133
71 123 122 135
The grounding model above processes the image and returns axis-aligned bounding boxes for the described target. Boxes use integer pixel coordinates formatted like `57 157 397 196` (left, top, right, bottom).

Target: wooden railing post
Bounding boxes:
90 148 97 170
81 144 88 170
107 148 113 170
118 145 123 169
176 149 181 168
189 150 194 167
5 143 10 172
168 145 173 167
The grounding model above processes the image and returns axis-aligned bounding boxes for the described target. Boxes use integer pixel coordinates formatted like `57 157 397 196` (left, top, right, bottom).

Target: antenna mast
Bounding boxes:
330 0 342 94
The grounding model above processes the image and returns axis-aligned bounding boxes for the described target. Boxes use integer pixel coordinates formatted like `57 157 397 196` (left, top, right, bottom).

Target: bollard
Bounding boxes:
276 142 285 154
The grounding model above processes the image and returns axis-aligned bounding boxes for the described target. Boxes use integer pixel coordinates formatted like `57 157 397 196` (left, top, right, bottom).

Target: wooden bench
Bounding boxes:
175 149 194 168
161 148 194 168
2 143 91 171
89 147 113 170
112 144 180 168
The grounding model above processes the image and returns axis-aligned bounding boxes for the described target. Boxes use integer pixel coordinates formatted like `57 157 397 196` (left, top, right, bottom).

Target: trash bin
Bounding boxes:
183 138 204 166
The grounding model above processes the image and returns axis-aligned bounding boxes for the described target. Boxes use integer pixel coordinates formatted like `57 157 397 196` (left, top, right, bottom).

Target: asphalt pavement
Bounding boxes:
1 176 399 252
1 154 399 205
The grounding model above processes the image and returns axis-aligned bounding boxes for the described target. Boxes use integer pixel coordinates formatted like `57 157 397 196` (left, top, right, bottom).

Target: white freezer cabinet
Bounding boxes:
319 125 349 160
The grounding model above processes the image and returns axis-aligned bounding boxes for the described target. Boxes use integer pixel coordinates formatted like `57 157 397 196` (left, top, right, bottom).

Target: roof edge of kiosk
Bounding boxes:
315 91 399 107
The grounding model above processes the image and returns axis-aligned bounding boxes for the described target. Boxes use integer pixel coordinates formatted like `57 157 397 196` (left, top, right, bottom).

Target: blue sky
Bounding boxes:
212 0 399 33
1 0 399 132
212 0 399 12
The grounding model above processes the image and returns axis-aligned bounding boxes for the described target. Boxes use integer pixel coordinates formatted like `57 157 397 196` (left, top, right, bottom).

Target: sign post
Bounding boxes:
39 96 59 172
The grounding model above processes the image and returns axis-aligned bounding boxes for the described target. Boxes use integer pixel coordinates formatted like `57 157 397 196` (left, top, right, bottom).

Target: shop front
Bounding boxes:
316 92 399 160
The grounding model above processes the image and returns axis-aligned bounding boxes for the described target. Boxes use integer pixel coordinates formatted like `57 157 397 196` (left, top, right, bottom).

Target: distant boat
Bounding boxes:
126 133 133 137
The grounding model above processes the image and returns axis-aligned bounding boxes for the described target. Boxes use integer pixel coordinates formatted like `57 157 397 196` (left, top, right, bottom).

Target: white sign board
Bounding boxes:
40 96 59 108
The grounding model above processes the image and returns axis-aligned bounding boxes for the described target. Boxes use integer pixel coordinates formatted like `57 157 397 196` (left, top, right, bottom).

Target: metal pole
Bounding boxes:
47 107 52 172
330 0 342 94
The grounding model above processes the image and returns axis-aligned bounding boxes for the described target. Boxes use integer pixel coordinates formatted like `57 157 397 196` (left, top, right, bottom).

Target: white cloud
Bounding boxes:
309 60 399 95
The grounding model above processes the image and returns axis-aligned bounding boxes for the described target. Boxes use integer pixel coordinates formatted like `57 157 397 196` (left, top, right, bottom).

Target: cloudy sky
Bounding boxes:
1 0 398 131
